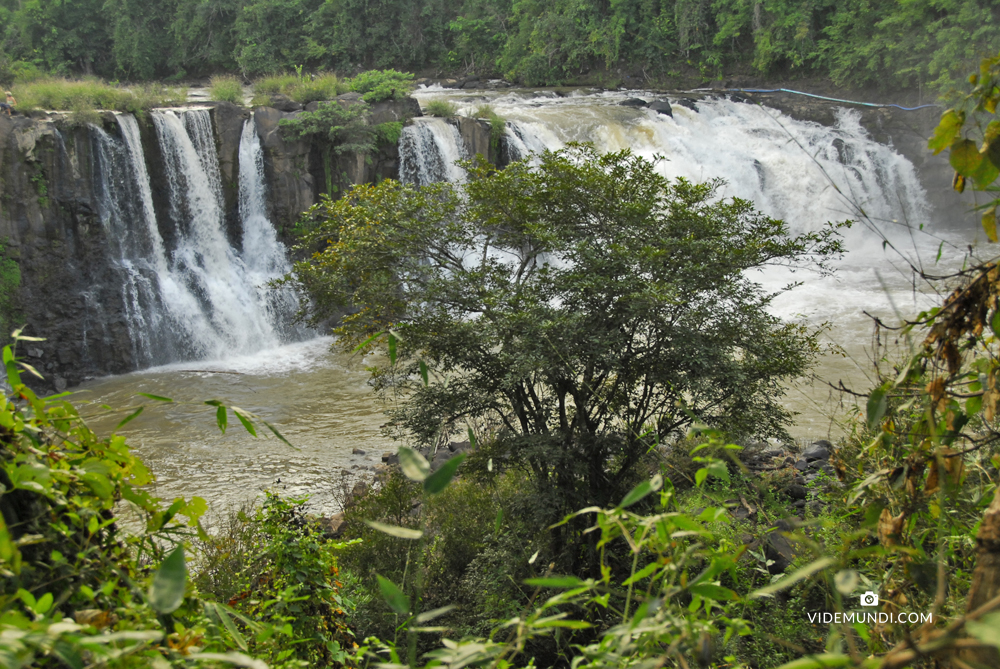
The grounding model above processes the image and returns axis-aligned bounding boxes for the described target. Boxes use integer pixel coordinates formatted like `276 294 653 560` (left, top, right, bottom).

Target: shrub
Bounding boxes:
471 104 506 149
347 69 414 103
209 74 244 104
252 71 348 105
279 101 375 194
424 99 458 117
195 493 357 667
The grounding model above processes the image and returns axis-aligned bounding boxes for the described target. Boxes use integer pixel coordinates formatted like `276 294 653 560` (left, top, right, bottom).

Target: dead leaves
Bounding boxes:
878 508 906 547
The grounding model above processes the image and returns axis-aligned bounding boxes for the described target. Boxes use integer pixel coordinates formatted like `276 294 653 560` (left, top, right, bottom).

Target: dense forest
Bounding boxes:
1 0 999 91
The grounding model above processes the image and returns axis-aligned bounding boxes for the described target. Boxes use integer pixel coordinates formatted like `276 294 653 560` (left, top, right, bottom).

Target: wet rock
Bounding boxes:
803 440 832 462
619 98 648 107
648 100 673 116
381 451 393 463
54 377 67 392
786 484 807 500
675 98 699 112
352 448 366 455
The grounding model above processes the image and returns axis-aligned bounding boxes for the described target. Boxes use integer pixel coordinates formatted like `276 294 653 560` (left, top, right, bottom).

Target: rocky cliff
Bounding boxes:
0 97 422 391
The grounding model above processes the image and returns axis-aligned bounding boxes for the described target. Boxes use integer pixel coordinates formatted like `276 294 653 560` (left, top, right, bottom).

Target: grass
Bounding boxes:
251 72 347 106
11 77 187 115
209 75 244 104
425 98 459 117
471 104 507 149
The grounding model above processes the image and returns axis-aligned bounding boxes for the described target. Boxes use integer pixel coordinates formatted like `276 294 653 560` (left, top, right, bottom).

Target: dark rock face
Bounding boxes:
619 98 648 107
648 100 673 116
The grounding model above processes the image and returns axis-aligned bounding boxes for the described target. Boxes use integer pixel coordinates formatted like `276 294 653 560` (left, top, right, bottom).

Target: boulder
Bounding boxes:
786 484 807 500
269 94 303 112
352 448 366 455
448 440 471 453
648 100 673 117
794 459 809 471
321 512 345 537
336 92 363 102
675 98 699 112
619 98 648 107
763 519 800 573
802 440 832 462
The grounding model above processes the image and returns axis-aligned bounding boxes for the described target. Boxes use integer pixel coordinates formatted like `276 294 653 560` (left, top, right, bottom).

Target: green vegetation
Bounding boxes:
470 104 505 149
1 0 997 91
347 69 414 103
0 241 21 343
278 101 375 195
208 74 243 104
252 72 347 106
423 99 458 117
0 330 357 668
10 77 186 114
291 144 843 524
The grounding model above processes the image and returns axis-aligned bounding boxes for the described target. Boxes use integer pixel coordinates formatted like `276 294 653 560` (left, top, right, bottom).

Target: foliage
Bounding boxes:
11 77 186 114
253 71 347 105
423 99 458 117
0 329 326 668
278 100 375 194
195 493 357 667
0 0 997 90
373 121 403 147
347 69 414 103
290 145 842 530
0 242 21 344
209 74 243 104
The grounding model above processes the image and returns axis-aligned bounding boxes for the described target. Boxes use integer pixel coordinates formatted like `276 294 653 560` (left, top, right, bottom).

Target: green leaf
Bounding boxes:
533 618 592 629
866 386 888 432
232 408 257 437
216 406 227 434
262 420 297 449
967 611 1000 647
204 602 249 652
398 446 430 482
983 207 998 243
967 394 983 416
695 468 708 487
621 562 660 586
688 583 737 601
388 332 397 365
352 330 385 353
950 138 983 176
494 507 503 533
115 406 144 430
423 453 465 494
524 576 584 589
415 605 456 623
618 474 663 508
376 574 410 615
149 545 187 613
137 393 173 402
928 110 964 154
419 360 428 386
467 427 476 449
750 557 836 599
365 520 423 540
186 652 268 669
771 654 854 669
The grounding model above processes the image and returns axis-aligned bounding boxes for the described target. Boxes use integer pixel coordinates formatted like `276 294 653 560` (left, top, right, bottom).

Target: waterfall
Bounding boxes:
237 116 306 340
87 109 304 370
399 118 468 185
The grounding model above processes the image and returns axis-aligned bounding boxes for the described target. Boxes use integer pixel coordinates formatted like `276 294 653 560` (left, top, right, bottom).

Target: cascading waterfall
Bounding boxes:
399 118 468 185
88 109 304 369
237 117 306 340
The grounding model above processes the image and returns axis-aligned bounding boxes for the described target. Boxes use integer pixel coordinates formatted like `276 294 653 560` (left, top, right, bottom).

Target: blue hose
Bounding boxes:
713 87 940 111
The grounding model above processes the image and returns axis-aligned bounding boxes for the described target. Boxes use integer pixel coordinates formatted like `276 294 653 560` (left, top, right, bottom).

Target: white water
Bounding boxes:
405 89 976 434
399 117 468 185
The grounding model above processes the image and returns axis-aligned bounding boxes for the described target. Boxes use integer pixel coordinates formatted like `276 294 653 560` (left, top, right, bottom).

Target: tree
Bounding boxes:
292 145 841 516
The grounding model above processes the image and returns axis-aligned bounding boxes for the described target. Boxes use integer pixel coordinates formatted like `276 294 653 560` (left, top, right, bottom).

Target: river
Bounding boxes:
73 88 983 514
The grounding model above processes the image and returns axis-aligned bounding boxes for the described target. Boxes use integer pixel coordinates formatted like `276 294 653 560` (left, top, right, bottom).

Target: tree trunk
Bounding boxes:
959 482 1000 667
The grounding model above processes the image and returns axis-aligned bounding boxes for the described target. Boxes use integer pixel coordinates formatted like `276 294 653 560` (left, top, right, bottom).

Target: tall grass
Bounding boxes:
471 104 506 149
209 75 244 104
251 72 347 106
12 77 187 114
424 99 458 117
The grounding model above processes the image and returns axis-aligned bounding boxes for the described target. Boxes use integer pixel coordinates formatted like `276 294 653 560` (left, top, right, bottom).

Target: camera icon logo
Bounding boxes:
861 591 879 607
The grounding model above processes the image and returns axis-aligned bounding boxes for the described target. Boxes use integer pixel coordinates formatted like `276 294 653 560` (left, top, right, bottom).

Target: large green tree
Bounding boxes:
291 145 841 516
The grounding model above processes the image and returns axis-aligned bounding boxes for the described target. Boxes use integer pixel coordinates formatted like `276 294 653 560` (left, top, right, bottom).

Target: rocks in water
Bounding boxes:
619 98 648 107
802 440 832 462
674 98 699 112
352 448 366 455
648 100 673 116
